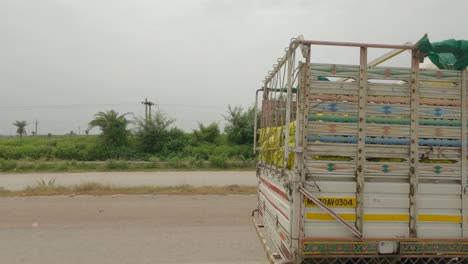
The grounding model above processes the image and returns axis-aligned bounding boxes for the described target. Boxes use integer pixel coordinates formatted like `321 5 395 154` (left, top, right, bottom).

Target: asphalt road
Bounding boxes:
0 194 266 264
0 171 258 190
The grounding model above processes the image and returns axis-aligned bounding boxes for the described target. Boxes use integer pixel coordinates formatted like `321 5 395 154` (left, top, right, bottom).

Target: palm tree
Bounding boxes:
13 120 28 137
88 110 131 146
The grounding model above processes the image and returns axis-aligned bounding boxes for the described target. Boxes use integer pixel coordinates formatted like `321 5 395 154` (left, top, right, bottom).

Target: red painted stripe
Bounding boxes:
280 242 292 261
259 189 289 221
259 176 289 201
279 231 286 242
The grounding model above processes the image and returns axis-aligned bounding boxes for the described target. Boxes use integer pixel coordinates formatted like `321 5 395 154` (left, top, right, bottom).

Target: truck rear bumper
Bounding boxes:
301 239 468 264
301 238 468 257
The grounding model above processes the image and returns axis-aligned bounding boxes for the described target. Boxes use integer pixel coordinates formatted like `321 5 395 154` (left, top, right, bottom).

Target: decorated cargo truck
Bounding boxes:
252 35 468 264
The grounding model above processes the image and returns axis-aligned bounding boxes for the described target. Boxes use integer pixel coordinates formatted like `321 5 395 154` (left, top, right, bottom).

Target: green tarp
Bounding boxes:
418 36 468 70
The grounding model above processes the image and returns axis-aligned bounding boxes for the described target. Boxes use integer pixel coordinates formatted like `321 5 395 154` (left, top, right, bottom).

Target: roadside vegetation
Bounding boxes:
0 181 257 197
0 106 258 172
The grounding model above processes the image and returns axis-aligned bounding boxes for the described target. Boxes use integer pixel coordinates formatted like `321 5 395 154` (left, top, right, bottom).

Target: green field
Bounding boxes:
2 107 257 172
0 135 255 172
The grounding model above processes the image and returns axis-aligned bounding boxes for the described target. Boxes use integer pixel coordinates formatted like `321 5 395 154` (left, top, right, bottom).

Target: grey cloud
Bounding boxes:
1 0 468 135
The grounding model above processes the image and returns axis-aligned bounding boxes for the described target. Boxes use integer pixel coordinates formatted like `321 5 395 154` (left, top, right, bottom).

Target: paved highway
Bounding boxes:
0 194 266 264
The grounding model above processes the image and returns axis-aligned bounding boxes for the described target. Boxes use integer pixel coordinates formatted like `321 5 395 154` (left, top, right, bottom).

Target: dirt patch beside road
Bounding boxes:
0 171 257 190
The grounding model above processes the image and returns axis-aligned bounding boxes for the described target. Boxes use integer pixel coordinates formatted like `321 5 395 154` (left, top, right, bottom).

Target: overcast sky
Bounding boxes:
1 0 468 135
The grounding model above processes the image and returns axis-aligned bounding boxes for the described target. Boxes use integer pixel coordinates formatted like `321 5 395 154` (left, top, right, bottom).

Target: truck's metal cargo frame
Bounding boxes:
253 36 468 264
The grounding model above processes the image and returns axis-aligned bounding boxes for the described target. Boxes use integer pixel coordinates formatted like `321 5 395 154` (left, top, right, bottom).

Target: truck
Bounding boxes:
252 35 468 264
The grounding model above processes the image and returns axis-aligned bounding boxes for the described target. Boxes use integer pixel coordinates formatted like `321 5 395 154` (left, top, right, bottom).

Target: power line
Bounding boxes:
0 102 137 110
0 102 228 111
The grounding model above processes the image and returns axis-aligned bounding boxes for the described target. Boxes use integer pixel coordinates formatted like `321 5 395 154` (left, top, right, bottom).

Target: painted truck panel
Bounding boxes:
254 37 468 264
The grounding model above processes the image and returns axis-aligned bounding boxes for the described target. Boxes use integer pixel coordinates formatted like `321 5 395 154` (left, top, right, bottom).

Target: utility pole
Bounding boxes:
141 98 155 122
34 120 39 136
148 101 155 120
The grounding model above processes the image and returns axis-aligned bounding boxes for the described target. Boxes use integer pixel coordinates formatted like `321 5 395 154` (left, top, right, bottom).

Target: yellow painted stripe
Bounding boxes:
306 213 464 222
364 214 409 221
306 213 356 221
418 214 462 223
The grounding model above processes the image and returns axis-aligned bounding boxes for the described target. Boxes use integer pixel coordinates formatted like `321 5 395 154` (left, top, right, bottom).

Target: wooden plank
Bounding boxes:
419 146 461 160
310 94 462 106
365 162 410 177
309 115 462 127
367 83 410 97
307 142 357 157
308 81 359 95
308 101 358 115
419 126 462 139
419 82 459 89
418 163 461 177
367 66 411 81
366 145 410 159
409 50 420 237
306 161 356 176
419 86 462 100
298 49 311 253
419 105 461 119
366 124 409 138
307 134 464 147
311 102 461 120
308 122 358 136
309 82 462 99
355 47 367 233
366 104 410 117
461 68 467 238
309 63 360 79
419 68 461 83
307 144 461 160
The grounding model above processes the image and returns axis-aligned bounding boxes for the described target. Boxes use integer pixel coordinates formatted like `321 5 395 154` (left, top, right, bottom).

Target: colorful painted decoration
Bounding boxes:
303 242 378 255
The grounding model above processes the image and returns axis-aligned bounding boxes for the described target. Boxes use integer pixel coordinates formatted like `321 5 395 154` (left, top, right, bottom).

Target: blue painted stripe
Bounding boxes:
307 135 462 147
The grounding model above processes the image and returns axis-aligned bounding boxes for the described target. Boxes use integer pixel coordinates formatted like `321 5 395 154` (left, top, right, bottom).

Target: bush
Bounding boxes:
53 141 89 160
209 155 228 169
106 160 129 170
0 119 257 169
0 159 17 171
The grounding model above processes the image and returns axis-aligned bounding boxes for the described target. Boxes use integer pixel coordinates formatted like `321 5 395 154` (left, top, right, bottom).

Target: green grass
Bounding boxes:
0 182 257 197
0 159 255 173
0 135 256 172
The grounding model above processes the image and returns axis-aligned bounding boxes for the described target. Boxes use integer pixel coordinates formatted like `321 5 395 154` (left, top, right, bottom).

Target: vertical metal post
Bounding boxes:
291 44 311 264
461 68 467 237
282 46 298 262
356 47 367 234
254 89 260 153
300 45 311 183
283 48 294 170
409 50 420 238
294 63 304 175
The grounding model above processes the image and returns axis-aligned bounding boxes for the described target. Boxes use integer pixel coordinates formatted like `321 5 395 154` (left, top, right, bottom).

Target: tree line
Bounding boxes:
4 106 257 163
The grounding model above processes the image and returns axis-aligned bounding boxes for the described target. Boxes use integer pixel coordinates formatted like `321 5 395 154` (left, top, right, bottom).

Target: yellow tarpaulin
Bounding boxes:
258 121 296 169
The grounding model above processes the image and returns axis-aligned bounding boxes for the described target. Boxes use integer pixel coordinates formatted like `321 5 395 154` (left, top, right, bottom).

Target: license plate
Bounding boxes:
305 197 356 208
